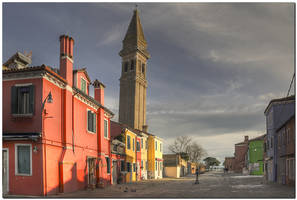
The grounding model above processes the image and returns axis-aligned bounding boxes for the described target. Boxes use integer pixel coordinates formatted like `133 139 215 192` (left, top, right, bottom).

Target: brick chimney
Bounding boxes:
244 136 249 142
93 79 105 106
59 35 74 86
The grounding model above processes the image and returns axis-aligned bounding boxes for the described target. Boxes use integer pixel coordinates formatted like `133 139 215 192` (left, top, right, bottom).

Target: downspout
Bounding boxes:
72 91 79 153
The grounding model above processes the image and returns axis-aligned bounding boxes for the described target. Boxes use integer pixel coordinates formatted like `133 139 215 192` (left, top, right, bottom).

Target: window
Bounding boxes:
106 157 110 174
130 60 135 71
142 64 145 73
155 161 157 170
160 143 162 152
133 138 135 151
146 161 148 170
137 141 140 152
81 78 87 93
155 141 157 151
133 163 136 172
11 85 35 115
121 160 125 171
87 110 96 133
141 139 143 149
138 60 141 72
127 135 131 150
127 162 131 172
141 160 144 169
104 119 108 138
15 144 32 175
270 138 273 148
124 62 128 72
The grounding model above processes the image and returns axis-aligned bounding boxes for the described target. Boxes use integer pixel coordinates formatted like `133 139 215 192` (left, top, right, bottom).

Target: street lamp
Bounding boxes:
41 91 53 112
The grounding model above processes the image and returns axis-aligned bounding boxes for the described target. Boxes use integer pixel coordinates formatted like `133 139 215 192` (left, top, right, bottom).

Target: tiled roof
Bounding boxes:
248 134 266 142
73 67 91 82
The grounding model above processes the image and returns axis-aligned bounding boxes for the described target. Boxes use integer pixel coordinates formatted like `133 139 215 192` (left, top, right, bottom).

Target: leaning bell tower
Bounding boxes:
118 8 150 131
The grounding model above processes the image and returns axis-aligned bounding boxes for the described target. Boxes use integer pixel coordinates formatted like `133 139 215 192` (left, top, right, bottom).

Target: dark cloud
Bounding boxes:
3 3 294 161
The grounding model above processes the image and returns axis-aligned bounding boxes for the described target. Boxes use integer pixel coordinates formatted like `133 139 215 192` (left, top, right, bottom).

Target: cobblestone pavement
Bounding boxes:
50 171 295 198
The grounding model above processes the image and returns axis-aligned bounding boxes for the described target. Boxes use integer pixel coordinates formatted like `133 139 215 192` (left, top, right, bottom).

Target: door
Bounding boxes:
112 161 117 185
2 149 9 195
87 158 96 187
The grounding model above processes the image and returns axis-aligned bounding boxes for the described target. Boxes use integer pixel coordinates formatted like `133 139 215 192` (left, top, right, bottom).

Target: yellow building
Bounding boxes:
124 128 137 182
140 132 148 179
147 134 163 179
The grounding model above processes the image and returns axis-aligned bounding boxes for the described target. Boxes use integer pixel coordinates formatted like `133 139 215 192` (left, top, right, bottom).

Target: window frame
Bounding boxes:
104 119 109 139
133 138 135 152
15 144 32 176
106 157 110 174
11 84 35 116
127 135 131 150
81 77 87 93
87 109 96 134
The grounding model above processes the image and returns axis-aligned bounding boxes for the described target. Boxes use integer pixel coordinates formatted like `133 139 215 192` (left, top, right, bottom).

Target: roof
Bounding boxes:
3 52 32 67
110 120 142 137
73 68 91 82
3 132 41 141
248 134 266 143
3 65 114 117
264 95 295 114
120 9 150 58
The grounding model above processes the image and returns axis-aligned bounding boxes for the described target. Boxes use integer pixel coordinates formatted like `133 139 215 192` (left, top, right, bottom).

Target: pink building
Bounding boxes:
3 35 114 196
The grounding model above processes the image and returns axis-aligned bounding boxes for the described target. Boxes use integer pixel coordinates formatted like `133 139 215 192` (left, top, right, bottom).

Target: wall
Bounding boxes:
164 166 180 178
125 129 136 182
248 140 264 175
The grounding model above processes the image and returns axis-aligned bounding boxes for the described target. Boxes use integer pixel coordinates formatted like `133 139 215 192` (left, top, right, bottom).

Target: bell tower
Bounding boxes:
118 8 150 131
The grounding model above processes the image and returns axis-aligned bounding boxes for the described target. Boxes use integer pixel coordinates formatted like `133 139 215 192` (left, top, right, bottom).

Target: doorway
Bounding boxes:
2 148 9 195
112 160 117 184
87 157 96 188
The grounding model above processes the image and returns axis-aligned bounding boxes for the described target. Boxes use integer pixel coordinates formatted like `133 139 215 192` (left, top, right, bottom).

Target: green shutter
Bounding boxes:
11 86 18 114
93 113 96 133
29 85 35 114
87 110 92 131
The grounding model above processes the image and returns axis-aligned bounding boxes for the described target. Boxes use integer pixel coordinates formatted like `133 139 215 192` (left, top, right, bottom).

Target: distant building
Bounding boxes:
234 136 249 173
163 154 187 178
247 135 265 175
276 115 295 185
264 95 295 182
224 157 235 172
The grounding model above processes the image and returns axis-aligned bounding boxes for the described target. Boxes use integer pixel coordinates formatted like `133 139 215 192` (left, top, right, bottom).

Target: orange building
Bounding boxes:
2 35 114 196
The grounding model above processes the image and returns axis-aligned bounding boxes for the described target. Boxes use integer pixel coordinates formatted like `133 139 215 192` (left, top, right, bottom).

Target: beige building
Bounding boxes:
140 132 149 179
163 154 188 178
118 8 150 131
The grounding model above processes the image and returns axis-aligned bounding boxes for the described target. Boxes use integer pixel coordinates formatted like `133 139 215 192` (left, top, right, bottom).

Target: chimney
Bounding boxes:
93 79 105 106
142 125 148 132
59 35 74 86
244 136 249 142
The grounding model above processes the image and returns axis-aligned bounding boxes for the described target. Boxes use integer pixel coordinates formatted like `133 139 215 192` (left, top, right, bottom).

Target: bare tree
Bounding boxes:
168 136 207 163
168 136 192 154
188 142 207 163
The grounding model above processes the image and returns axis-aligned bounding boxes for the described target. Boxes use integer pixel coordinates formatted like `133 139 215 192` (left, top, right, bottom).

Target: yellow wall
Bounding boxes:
125 129 136 182
164 166 180 178
147 135 155 173
140 134 148 170
147 135 163 178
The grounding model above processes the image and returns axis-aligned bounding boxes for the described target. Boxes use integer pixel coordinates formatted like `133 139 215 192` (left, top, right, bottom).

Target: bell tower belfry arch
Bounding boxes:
118 8 150 131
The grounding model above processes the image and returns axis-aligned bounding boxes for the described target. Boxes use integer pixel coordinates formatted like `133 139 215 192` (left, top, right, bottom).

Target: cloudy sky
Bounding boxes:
3 3 295 163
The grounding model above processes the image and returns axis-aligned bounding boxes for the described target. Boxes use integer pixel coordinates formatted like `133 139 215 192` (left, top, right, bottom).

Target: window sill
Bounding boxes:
15 173 32 176
12 114 33 118
87 130 96 134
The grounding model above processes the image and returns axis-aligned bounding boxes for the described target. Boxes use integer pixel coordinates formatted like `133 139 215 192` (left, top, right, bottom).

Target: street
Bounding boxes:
51 171 295 198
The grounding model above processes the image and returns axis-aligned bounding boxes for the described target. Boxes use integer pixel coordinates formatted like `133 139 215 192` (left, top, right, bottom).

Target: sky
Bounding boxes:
3 3 295 163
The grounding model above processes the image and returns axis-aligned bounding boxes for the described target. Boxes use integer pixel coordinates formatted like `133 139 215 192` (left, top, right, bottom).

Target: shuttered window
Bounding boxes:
11 85 35 115
16 144 31 175
133 138 135 151
81 78 86 93
87 110 96 133
127 162 131 172
106 157 110 174
104 119 108 138
137 141 140 152
127 136 131 150
121 160 125 171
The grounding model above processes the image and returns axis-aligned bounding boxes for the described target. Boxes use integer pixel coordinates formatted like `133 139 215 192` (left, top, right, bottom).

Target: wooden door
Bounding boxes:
2 149 9 195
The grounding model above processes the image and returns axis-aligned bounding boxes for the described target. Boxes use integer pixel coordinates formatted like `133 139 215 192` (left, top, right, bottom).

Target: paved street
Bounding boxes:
51 171 295 198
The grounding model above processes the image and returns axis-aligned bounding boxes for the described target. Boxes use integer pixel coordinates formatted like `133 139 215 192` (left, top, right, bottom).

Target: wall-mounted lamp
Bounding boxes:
41 91 53 113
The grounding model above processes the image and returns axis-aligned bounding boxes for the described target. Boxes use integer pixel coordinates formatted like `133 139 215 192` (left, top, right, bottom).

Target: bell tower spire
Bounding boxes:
118 8 150 131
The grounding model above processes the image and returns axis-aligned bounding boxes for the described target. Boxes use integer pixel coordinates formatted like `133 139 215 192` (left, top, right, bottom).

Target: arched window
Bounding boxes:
142 64 145 73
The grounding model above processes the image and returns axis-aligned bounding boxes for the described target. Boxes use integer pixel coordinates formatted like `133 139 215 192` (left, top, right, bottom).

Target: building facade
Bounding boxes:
148 135 163 179
2 35 114 196
248 135 265 175
264 95 295 182
233 136 249 173
276 116 295 185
